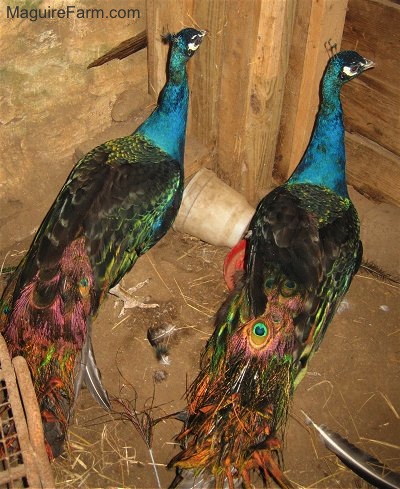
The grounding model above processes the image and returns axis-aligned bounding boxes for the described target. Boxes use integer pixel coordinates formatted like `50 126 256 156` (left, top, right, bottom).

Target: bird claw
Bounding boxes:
109 281 159 317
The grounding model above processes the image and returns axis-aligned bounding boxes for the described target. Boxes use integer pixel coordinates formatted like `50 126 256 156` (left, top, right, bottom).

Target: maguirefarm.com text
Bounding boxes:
6 5 140 22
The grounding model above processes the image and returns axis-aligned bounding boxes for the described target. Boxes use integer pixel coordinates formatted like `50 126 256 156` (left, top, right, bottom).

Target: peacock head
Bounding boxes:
326 50 375 86
164 28 206 61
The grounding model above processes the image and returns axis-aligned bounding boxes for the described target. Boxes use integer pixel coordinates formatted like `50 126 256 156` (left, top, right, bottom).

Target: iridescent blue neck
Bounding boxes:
135 54 189 163
288 81 348 197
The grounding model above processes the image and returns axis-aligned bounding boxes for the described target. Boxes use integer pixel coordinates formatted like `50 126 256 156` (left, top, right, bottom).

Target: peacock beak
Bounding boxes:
194 30 207 46
361 57 375 71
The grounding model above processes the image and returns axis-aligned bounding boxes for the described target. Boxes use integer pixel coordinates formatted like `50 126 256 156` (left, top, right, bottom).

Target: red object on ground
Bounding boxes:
223 239 246 290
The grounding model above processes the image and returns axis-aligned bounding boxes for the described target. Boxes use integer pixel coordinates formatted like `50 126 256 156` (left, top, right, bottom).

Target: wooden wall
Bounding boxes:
3 0 396 254
0 0 148 252
341 0 400 205
145 0 400 207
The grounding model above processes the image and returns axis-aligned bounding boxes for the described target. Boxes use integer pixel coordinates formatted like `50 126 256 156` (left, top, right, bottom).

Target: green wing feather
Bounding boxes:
14 133 182 310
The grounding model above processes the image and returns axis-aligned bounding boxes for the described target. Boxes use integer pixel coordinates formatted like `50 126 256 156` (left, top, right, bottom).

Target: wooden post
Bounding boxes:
275 0 349 180
146 0 212 178
188 1 227 152
245 0 296 201
146 0 192 98
214 0 296 204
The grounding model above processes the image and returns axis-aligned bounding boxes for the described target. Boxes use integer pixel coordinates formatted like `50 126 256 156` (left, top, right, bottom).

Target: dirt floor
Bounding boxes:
1 227 399 489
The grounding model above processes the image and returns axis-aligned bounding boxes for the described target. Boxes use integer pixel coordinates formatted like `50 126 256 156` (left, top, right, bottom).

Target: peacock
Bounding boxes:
0 27 205 459
168 50 374 488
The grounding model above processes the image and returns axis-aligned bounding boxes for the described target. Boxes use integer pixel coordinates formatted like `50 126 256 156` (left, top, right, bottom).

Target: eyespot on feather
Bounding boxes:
265 277 275 288
79 277 90 298
281 279 298 297
247 320 270 348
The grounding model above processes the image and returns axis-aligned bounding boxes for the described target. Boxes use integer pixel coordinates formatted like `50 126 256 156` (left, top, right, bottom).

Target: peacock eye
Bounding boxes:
249 321 270 348
80 277 89 287
342 64 359 77
79 277 90 298
253 322 267 337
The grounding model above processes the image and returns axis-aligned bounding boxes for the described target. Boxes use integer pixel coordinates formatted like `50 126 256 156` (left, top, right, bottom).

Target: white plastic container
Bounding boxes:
174 169 255 247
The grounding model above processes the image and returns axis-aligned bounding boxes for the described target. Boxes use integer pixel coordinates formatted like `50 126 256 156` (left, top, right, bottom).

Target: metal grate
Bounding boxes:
0 381 24 488
0 335 55 488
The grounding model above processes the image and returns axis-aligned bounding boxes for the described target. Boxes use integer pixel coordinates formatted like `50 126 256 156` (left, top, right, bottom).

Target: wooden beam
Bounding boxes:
247 0 296 201
215 0 296 205
146 0 193 98
275 0 349 180
188 1 227 151
274 0 312 181
213 0 261 198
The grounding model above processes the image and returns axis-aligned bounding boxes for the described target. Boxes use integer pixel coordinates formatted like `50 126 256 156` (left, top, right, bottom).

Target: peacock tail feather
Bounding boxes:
1 237 95 457
170 279 298 488
170 184 362 488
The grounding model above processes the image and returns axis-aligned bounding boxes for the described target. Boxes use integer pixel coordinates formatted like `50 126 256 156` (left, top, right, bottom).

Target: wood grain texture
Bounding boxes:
146 0 192 98
341 0 400 157
188 0 227 151
274 0 312 181
346 132 400 206
249 0 296 200
215 0 295 205
275 0 349 180
214 0 261 195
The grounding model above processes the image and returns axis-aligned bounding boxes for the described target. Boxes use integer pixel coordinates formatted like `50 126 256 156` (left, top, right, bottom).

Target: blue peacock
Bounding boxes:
0 27 205 459
169 50 374 488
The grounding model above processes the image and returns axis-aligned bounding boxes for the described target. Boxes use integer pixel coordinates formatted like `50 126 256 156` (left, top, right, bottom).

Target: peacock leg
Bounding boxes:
109 281 159 317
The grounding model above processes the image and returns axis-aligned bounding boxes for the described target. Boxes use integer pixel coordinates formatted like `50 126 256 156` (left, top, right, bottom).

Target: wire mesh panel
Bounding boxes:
0 335 55 488
0 379 25 488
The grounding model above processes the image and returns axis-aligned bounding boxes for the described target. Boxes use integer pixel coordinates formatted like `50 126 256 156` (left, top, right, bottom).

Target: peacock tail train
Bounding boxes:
169 278 297 488
0 237 99 457
169 51 374 488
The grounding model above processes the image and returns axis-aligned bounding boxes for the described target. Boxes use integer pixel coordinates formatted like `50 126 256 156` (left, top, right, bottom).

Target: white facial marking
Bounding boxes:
188 41 200 51
342 65 358 77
